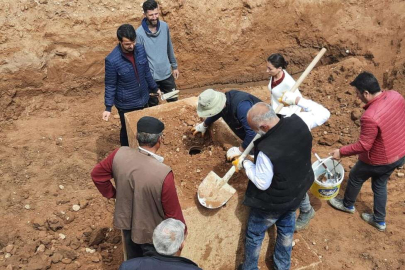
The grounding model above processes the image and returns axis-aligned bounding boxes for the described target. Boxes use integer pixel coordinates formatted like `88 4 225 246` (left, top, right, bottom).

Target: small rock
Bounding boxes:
56 137 63 145
325 245 329 250
196 169 201 173
292 240 296 247
312 241 316 245
89 227 108 246
24 204 31 210
61 258 72 264
5 253 11 259
36 244 46 253
72 205 80 212
351 109 362 121
70 240 81 250
318 134 339 146
91 255 100 263
59 185 65 190
59 233 66 240
79 199 88 209
47 218 64 232
86 248 96 254
5 245 14 253
397 172 404 178
176 148 180 152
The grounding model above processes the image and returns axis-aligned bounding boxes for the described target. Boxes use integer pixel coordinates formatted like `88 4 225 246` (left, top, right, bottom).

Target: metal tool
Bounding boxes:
150 89 179 101
197 48 327 209
314 153 335 183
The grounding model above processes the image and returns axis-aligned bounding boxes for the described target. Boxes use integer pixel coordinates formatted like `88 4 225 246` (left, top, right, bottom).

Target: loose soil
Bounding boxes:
1 0 405 269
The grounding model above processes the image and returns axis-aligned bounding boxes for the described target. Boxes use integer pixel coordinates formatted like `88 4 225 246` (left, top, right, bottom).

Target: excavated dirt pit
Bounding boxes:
124 97 322 269
1 0 405 269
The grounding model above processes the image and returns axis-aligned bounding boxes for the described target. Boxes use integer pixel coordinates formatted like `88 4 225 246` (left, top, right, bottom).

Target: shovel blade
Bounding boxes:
197 171 236 209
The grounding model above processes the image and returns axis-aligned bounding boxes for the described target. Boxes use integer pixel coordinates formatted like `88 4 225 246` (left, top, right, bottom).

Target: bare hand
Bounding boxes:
173 69 179 80
330 149 341 160
102 111 111 121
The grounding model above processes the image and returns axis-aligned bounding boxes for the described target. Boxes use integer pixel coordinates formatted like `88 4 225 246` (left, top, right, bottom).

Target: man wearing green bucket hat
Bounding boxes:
191 88 262 160
329 72 405 231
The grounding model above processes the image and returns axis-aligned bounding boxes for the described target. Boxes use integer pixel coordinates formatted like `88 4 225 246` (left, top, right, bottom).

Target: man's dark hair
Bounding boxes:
267 53 288 69
143 0 158 13
117 24 136 42
350 71 381 94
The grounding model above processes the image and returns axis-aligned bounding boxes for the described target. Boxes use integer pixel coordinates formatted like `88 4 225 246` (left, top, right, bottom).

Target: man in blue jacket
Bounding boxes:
102 24 160 146
192 89 262 160
119 218 201 270
136 0 179 107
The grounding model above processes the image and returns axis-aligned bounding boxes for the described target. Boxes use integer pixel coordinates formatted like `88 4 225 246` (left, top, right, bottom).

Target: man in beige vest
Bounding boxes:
91 116 187 259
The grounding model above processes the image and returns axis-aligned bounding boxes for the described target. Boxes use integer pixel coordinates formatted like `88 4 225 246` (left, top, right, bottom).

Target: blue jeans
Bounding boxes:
299 193 312 213
242 208 296 270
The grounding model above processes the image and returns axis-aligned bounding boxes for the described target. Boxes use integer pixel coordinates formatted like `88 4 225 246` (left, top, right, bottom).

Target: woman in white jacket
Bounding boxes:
267 53 302 116
266 53 316 232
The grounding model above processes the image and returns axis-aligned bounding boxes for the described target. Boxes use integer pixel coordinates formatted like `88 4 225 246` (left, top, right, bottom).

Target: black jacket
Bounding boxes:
244 114 314 213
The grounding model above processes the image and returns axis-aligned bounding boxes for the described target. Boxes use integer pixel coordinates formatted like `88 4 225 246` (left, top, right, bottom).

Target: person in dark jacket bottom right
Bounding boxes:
119 218 202 270
329 72 405 231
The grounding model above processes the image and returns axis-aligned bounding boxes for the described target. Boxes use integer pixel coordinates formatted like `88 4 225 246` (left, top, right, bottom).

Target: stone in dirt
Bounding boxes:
47 217 63 232
51 252 63 263
397 172 404 178
88 227 108 246
351 109 362 121
5 244 14 253
72 204 80 211
318 134 339 146
70 240 81 250
36 244 46 253
91 255 100 263
79 199 88 209
61 258 72 264
86 247 96 253
59 248 78 260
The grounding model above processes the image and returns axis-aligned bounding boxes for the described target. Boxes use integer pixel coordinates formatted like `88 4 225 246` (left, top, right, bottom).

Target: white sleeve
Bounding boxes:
296 98 331 130
243 152 274 190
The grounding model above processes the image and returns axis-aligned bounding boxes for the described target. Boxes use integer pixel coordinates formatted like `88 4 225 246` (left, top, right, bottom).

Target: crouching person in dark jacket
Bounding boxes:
119 218 202 270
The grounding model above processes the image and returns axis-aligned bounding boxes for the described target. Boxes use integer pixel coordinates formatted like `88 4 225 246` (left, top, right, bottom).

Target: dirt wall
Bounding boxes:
1 0 405 120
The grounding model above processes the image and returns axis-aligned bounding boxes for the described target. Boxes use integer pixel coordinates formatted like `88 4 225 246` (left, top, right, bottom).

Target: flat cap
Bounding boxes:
137 116 165 134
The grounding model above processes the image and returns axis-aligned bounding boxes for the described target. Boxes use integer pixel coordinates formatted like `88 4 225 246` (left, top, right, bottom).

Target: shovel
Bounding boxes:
197 48 327 209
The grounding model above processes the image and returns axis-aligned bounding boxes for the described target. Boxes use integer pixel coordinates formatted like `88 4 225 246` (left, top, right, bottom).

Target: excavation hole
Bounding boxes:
189 146 202 156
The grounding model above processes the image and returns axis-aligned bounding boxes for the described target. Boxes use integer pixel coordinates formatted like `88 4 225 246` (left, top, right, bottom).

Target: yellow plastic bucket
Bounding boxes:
310 157 345 200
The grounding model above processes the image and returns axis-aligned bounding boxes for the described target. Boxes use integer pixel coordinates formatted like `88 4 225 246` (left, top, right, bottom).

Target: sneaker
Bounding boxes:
328 198 355 213
361 213 386 231
295 207 316 231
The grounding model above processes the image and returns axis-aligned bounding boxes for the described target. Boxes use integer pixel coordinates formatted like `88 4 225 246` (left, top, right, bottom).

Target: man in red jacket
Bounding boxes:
329 72 405 231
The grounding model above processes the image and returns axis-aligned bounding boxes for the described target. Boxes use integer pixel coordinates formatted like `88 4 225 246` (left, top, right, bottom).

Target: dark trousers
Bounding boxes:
343 157 405 223
122 230 155 260
148 74 177 107
117 106 146 146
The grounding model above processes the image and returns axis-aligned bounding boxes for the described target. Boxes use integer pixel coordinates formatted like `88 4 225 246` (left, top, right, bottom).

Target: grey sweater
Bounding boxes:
136 20 178 81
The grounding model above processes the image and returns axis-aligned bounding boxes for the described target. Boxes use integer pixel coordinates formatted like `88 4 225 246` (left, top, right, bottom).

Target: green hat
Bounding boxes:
197 89 226 118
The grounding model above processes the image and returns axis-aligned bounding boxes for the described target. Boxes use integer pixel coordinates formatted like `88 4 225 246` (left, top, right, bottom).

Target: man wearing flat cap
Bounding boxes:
192 89 262 160
91 116 187 260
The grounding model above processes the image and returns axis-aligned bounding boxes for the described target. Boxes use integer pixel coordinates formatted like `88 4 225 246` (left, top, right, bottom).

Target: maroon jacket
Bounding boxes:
340 90 405 165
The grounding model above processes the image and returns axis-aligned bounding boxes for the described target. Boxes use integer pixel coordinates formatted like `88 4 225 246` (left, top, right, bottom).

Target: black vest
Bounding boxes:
243 114 314 213
221 90 262 140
